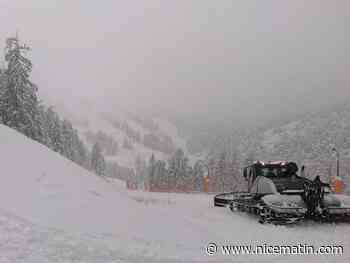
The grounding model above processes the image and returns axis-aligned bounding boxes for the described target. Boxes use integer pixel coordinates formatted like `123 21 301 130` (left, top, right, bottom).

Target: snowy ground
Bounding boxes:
0 124 349 263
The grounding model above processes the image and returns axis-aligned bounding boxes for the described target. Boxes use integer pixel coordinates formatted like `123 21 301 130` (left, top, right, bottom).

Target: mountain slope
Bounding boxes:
249 104 350 191
259 104 350 161
48 99 193 169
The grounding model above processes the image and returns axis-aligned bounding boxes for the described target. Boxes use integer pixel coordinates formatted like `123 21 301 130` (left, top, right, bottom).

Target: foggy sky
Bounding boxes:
1 0 350 122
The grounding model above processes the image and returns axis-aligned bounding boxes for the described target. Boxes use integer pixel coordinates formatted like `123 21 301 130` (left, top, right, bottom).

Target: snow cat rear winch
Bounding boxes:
214 161 350 224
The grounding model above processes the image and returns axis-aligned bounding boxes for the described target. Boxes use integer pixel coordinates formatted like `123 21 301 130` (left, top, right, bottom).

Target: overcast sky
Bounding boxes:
1 0 350 122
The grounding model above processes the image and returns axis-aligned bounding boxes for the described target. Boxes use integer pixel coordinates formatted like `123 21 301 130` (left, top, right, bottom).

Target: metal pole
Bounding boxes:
337 151 340 178
168 170 170 204
332 148 340 178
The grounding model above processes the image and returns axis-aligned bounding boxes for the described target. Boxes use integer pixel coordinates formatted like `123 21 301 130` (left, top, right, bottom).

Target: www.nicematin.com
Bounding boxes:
206 242 344 256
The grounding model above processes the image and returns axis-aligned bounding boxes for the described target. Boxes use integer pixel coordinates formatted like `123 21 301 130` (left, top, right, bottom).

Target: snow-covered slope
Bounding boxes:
240 104 350 161
49 99 193 169
242 105 350 191
1 124 350 262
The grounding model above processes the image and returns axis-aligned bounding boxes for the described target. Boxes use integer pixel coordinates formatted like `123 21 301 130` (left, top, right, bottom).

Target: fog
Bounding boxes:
1 0 350 123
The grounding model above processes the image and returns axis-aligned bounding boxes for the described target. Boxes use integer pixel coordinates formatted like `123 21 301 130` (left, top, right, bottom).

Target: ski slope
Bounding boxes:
47 99 195 169
0 124 349 263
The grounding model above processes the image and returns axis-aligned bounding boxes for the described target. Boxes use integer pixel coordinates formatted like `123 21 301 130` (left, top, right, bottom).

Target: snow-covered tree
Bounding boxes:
0 66 6 124
72 130 89 168
61 119 74 161
0 36 92 173
227 150 242 191
135 155 147 190
193 161 205 191
148 154 156 189
0 36 41 141
46 107 64 154
91 142 106 176
84 130 118 156
215 152 227 192
168 148 189 189
37 103 51 147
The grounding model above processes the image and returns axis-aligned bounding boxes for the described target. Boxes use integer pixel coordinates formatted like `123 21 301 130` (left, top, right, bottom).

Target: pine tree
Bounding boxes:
0 66 5 124
46 107 64 154
0 36 41 141
72 130 88 168
227 151 241 191
91 143 106 176
37 103 51 147
148 154 156 190
0 36 92 173
135 155 147 190
193 161 205 191
154 159 168 189
215 152 227 192
61 119 74 161
168 148 189 190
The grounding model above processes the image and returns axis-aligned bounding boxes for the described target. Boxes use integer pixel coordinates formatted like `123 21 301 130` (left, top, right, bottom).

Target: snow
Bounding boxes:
0 124 349 262
46 100 197 169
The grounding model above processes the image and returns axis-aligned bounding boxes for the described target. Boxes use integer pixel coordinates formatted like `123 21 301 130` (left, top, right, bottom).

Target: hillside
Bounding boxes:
48 99 193 170
1 124 350 262
259 104 350 161
231 103 350 192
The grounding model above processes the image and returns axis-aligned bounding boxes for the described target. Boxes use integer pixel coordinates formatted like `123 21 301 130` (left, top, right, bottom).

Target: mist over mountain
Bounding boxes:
2 0 350 180
168 94 350 155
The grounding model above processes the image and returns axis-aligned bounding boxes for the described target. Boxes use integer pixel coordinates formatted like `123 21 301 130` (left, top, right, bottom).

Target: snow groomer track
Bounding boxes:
214 192 235 207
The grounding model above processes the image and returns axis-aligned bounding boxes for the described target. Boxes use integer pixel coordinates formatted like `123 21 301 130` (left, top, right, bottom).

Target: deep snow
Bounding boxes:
0 124 349 263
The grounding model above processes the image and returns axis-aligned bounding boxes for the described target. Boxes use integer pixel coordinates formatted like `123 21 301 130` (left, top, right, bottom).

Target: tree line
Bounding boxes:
0 36 105 176
85 130 119 156
138 148 244 192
